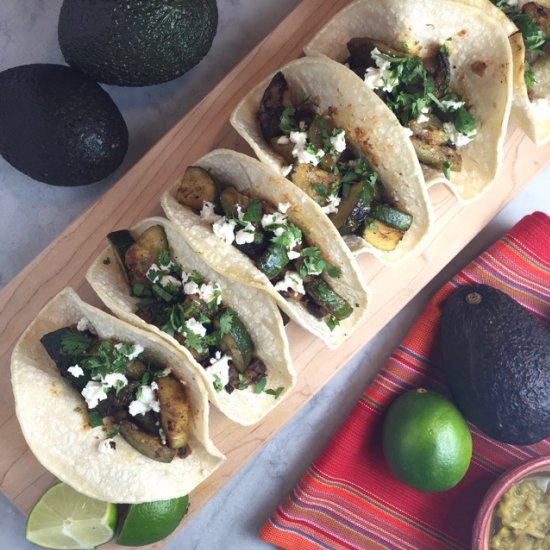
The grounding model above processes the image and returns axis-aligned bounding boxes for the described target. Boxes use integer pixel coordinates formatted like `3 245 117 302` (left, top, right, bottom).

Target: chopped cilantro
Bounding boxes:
453 107 476 136
61 332 94 356
254 377 267 394
213 375 223 392
525 61 536 90
265 386 284 399
298 89 310 104
237 373 249 390
279 107 298 134
442 161 451 180
218 309 234 335
132 283 145 297
88 410 103 428
106 422 121 439
244 198 263 223
326 316 340 331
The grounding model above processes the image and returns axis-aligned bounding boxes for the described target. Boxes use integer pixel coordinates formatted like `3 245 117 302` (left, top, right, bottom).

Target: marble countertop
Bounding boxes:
1 1 549 549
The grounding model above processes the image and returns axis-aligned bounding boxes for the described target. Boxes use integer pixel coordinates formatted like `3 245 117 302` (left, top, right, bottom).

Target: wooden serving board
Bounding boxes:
1 0 549 547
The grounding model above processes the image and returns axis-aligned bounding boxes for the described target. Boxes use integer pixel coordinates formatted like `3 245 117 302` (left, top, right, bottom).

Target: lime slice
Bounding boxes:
117 496 189 546
26 482 117 550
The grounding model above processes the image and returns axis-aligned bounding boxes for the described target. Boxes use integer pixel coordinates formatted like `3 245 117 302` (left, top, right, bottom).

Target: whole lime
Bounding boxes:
117 496 190 546
382 388 472 492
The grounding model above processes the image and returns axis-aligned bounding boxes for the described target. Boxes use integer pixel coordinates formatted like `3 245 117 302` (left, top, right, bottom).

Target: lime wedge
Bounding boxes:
26 482 117 549
117 496 189 546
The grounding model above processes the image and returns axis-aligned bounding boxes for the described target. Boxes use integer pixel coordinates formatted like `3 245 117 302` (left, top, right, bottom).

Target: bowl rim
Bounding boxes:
472 454 550 549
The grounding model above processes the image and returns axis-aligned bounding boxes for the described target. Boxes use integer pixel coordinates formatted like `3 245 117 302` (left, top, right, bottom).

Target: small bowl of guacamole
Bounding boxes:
473 455 550 550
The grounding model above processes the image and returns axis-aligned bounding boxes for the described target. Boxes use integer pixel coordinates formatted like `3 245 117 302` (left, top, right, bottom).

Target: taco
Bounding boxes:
11 287 224 503
230 56 431 260
86 217 296 426
461 0 550 144
161 149 369 350
303 0 513 200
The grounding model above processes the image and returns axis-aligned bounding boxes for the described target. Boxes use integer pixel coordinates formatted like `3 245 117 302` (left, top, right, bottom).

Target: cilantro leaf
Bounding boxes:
265 386 284 399
88 410 103 428
279 107 298 134
61 332 94 356
218 309 234 335
254 377 267 394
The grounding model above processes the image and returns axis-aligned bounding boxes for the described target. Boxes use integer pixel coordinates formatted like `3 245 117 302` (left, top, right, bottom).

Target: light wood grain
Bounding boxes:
1 0 549 548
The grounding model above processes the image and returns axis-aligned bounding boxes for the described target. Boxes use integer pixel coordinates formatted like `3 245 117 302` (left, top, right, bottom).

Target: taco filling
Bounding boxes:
492 1 550 97
41 325 192 463
175 166 354 331
107 224 282 398
257 71 413 252
343 39 477 180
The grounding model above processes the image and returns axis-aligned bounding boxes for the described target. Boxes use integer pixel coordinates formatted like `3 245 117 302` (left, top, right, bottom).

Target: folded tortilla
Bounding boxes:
461 0 550 145
230 56 432 261
11 287 224 504
303 0 513 200
161 149 369 349
86 217 296 426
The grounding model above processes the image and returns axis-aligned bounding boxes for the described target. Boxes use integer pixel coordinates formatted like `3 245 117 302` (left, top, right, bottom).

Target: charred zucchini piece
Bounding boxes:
329 182 372 235
40 327 93 391
270 136 294 164
156 376 190 449
408 116 462 171
523 2 550 32
258 71 290 141
215 308 253 374
175 166 217 211
362 219 405 251
369 203 412 231
219 186 252 218
304 277 353 321
132 410 159 435
346 37 406 76
290 163 340 205
125 359 147 381
119 420 176 463
425 47 451 94
107 230 135 284
124 225 169 286
94 382 139 417
307 115 339 171
257 245 289 280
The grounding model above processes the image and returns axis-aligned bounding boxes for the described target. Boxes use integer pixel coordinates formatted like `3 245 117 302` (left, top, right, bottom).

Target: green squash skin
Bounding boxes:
0 64 128 186
58 0 218 87
440 284 550 445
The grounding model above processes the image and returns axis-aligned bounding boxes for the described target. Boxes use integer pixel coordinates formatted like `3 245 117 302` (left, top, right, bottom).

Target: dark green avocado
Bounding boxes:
0 64 128 186
440 283 550 445
58 0 218 87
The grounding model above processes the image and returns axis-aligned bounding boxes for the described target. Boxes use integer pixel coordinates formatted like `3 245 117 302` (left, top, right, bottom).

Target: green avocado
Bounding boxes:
440 284 550 445
58 0 218 87
0 64 128 186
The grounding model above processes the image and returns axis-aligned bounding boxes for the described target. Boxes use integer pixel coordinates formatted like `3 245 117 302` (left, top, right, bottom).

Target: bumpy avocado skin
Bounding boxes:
58 0 218 87
0 64 128 186
441 284 550 445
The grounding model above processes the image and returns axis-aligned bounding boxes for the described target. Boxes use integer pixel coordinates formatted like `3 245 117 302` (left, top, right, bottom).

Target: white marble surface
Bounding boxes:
1 1 549 549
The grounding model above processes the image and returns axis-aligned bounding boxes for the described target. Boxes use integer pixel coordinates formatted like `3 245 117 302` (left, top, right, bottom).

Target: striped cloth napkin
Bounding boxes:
260 211 550 550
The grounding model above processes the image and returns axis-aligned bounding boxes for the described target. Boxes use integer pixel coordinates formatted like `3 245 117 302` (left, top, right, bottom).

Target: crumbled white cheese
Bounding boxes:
274 271 305 295
198 281 222 306
200 201 221 223
76 317 95 333
321 194 341 215
402 126 414 137
330 130 346 153
98 439 116 455
289 131 325 166
185 317 207 337
115 343 144 360
68 365 84 378
146 263 161 283
277 135 290 145
299 120 307 130
531 98 550 120
364 48 399 93
159 428 167 446
159 275 181 288
440 99 464 112
235 222 256 245
287 250 301 260
281 164 293 177
129 381 160 416
81 381 108 410
101 372 128 390
212 217 236 245
235 205 246 221
207 352 231 388
444 122 475 147
183 280 200 295
278 202 291 214
261 211 287 229
416 106 431 124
